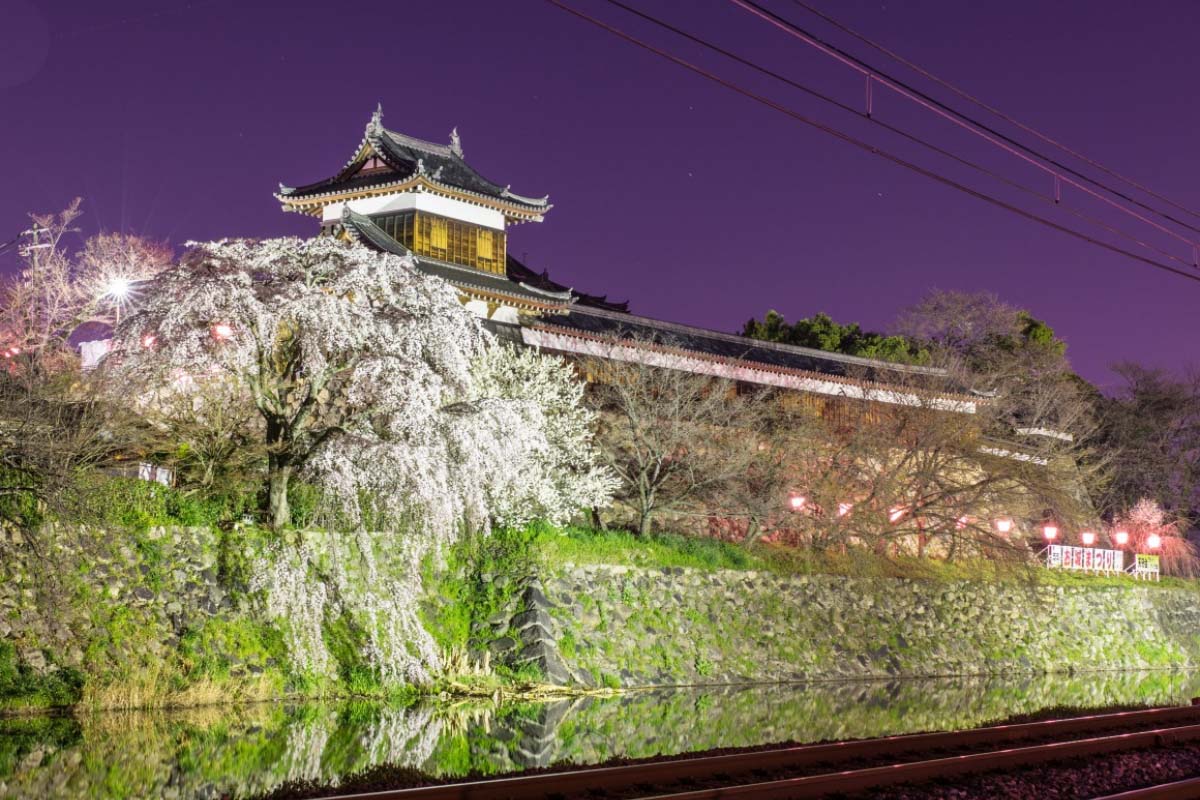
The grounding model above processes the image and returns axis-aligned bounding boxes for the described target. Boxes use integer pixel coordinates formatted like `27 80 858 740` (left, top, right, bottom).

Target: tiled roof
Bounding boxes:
505 253 630 313
531 305 962 387
340 208 573 309
278 106 549 211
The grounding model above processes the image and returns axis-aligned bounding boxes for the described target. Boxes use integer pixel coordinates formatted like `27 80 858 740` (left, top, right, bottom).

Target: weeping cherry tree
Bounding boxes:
108 236 608 533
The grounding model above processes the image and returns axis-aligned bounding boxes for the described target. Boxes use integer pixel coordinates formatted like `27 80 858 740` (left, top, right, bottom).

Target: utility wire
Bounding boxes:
789 0 1200 224
599 0 1196 271
543 0 1200 285
729 0 1200 249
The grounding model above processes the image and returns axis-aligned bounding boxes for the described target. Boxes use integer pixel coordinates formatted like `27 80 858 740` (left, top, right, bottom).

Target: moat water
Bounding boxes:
3 671 1200 799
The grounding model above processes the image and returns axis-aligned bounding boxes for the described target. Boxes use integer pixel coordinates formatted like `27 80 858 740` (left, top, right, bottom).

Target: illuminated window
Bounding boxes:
477 228 494 261
370 211 505 273
429 217 448 250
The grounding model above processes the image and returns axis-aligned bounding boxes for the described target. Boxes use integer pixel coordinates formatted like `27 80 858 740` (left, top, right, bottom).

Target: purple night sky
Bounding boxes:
2 0 1197 388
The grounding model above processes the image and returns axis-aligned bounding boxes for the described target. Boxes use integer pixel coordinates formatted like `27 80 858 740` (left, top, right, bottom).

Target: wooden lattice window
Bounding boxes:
371 210 505 273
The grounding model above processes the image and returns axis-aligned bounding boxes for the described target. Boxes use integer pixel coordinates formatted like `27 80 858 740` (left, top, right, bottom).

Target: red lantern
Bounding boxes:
1114 530 1129 546
1147 533 1163 549
1081 531 1096 546
1043 524 1058 541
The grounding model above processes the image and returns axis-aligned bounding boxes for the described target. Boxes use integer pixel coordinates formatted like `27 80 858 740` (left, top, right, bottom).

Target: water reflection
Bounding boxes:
3 671 1199 799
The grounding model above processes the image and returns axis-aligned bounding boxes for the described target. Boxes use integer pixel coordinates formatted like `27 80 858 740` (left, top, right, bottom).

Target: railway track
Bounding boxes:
318 705 1200 800
1092 776 1200 799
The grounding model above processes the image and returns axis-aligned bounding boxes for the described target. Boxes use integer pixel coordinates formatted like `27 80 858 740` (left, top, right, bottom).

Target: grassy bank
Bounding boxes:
5 518 1197 717
536 525 1200 591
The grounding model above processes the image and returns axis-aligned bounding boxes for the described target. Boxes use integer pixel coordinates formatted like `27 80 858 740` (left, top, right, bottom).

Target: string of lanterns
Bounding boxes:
785 494 1161 551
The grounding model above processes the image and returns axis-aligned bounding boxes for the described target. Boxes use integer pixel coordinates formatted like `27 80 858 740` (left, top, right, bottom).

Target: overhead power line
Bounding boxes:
0 233 22 256
729 0 1200 249
543 0 1200 285
598 0 1196 271
789 0 1200 224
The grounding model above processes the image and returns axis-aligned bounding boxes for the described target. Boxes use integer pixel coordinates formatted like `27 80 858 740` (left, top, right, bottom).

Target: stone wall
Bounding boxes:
0 523 297 698
7 524 1200 698
537 565 1200 687
0 525 234 677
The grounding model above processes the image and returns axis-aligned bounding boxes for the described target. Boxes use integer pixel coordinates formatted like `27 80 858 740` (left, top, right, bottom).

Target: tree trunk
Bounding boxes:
268 461 292 530
638 507 653 537
590 506 607 531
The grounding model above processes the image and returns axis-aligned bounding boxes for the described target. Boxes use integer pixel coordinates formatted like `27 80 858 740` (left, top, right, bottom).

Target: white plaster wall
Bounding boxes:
323 193 506 230
463 300 520 325
521 327 977 414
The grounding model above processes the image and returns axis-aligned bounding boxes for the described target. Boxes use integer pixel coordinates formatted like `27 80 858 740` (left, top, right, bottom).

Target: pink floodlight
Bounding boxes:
1114 530 1130 546
837 502 853 517
789 495 806 511
995 518 1013 534
1081 531 1096 546
1043 524 1058 541
955 515 970 530
889 506 906 523
1147 533 1163 549
141 334 157 349
212 323 234 339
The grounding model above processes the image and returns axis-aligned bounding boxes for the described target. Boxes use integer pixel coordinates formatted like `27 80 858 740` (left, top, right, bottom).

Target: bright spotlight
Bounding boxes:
105 277 131 299
1114 530 1129 546
212 323 234 339
1147 533 1163 549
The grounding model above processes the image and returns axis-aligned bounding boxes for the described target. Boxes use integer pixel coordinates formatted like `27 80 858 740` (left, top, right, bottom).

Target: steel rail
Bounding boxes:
1091 777 1200 799
317 706 1200 800
641 724 1200 799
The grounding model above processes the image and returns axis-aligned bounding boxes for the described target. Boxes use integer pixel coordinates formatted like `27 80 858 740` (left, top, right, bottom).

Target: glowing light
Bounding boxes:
1147 533 1163 549
9 347 19 355
889 506 906 523
1114 530 1130 546
141 334 157 349
837 502 853 517
995 518 1013 534
212 323 234 339
104 277 131 299
956 515 970 530
789 495 806 511
1043 524 1058 541
1081 531 1096 546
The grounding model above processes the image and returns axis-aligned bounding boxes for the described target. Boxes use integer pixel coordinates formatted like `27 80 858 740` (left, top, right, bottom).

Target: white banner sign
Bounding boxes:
1046 544 1124 573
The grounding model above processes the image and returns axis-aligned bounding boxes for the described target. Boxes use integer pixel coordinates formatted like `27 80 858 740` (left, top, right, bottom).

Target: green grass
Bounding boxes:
536 525 1200 590
0 641 84 711
539 526 760 572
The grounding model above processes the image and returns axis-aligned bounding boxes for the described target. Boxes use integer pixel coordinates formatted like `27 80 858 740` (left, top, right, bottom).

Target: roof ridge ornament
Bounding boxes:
449 127 463 158
415 158 426 175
